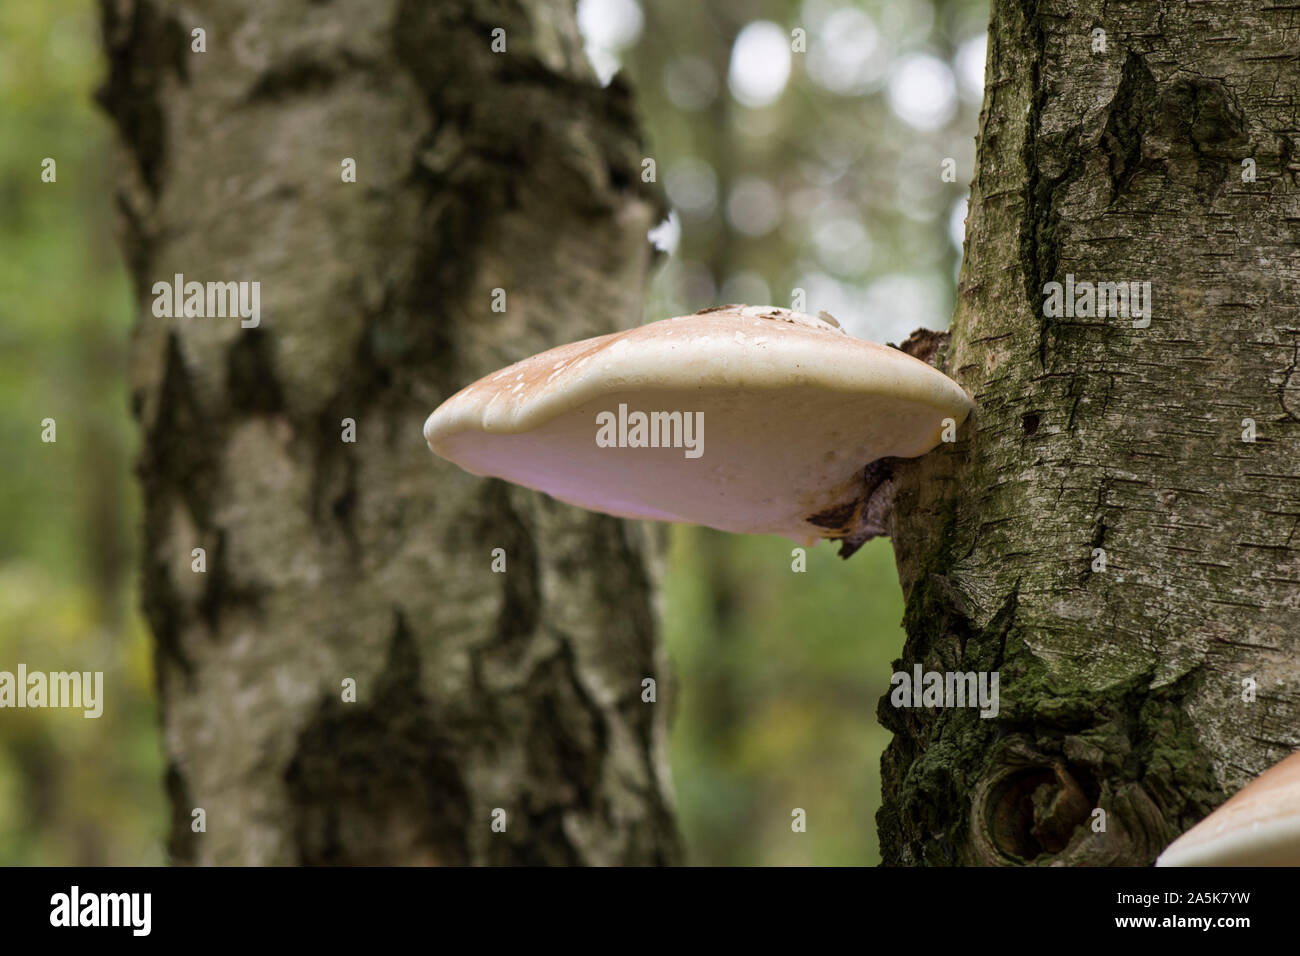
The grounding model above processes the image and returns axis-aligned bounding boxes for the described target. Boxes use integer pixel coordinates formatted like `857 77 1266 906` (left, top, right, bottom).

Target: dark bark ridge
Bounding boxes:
99 0 678 865
882 0 1300 864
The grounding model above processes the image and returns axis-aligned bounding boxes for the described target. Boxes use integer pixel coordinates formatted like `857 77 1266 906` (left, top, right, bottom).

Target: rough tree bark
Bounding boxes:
98 0 679 865
880 0 1300 865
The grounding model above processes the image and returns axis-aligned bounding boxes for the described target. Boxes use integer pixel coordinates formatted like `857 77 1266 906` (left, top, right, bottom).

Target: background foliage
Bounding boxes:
0 0 984 865
0 0 163 864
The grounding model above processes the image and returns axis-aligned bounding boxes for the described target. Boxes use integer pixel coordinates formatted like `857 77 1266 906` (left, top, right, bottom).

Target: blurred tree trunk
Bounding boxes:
98 0 679 865
882 0 1300 864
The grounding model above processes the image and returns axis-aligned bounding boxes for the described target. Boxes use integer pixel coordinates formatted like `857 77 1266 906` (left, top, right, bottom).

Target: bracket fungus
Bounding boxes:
1156 750 1300 867
424 305 972 551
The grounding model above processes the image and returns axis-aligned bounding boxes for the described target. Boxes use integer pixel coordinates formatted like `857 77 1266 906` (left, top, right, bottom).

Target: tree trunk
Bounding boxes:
881 0 1300 865
98 0 679 865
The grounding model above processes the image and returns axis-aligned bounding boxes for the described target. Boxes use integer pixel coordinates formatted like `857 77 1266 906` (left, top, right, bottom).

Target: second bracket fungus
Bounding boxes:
424 305 973 548
1156 750 1300 867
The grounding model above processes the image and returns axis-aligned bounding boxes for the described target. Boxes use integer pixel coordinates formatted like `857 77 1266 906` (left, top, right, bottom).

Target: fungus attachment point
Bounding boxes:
424 305 973 543
1156 750 1300 866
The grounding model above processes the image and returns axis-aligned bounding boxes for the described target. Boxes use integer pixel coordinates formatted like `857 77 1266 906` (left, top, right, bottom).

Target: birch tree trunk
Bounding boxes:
98 0 679 865
881 0 1300 865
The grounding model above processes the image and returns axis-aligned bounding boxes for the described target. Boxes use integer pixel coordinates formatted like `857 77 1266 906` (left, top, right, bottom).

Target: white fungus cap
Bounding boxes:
1156 750 1300 867
424 305 973 543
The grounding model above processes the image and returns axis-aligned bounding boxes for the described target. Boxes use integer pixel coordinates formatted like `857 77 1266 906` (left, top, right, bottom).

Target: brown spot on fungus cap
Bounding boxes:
423 305 973 543
1156 750 1300 867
